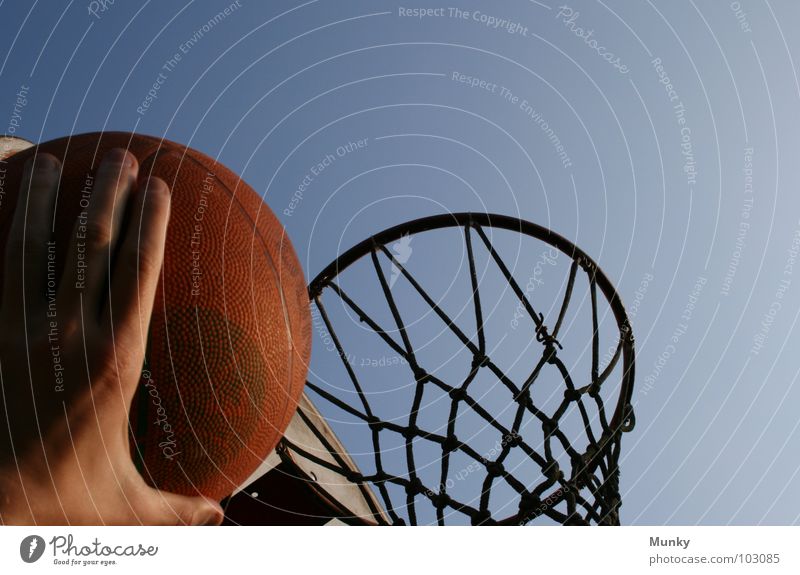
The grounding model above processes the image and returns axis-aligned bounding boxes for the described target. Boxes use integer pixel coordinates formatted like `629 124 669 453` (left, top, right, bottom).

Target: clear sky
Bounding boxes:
2 0 800 525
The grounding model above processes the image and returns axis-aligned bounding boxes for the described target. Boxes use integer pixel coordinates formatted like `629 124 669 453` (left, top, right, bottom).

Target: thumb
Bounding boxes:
147 489 224 526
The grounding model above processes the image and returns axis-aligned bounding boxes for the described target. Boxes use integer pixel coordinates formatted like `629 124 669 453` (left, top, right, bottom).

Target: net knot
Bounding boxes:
502 431 522 448
543 342 559 364
485 461 505 477
514 390 533 409
414 369 431 384
543 460 562 482
472 353 491 368
448 387 467 402
442 435 461 453
519 492 542 514
406 477 425 496
432 492 451 509
535 319 563 351
344 469 362 483
471 509 494 526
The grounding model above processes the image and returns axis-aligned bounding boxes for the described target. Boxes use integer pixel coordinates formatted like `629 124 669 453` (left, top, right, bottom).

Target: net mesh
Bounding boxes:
281 214 635 525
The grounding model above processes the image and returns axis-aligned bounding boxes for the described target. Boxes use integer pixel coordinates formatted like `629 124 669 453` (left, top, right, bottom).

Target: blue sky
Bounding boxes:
2 0 800 525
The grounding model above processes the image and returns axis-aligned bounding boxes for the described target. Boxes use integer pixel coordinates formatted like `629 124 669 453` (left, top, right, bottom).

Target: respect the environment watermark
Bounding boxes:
137 1 242 116
450 72 573 169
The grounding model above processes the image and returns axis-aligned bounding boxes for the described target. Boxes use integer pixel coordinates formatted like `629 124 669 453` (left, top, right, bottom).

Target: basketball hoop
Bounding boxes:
230 213 636 526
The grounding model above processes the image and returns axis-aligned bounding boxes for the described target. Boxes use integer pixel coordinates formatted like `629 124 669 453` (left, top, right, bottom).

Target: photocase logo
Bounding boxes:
389 233 413 288
19 535 46 563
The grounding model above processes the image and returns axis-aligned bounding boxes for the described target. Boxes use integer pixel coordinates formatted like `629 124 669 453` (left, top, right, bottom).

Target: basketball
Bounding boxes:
0 132 311 501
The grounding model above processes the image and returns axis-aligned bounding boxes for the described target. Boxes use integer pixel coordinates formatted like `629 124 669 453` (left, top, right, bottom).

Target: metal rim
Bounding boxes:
309 212 635 435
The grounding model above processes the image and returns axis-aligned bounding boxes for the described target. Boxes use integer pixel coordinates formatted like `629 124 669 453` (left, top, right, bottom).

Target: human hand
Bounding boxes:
0 149 223 525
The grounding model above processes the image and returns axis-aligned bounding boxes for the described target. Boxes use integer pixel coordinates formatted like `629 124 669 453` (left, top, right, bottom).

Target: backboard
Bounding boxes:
223 393 388 525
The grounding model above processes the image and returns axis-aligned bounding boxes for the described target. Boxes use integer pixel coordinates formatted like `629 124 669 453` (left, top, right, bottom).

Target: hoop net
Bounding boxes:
282 213 635 525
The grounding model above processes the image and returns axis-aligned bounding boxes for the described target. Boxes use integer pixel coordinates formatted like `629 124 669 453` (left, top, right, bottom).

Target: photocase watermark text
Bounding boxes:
142 369 181 460
87 0 115 20
510 247 559 329
556 6 629 74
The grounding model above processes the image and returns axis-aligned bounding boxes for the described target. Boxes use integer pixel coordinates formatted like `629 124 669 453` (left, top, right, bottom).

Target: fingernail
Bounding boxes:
147 178 171 203
105 148 135 168
29 154 58 172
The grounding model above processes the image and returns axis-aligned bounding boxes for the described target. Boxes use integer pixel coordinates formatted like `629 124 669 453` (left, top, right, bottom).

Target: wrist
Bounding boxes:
0 467 34 524
0 462 70 525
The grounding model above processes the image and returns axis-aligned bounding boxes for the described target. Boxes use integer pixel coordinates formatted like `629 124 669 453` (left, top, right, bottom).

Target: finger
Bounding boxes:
146 490 224 526
59 148 138 319
1 153 61 317
102 177 170 386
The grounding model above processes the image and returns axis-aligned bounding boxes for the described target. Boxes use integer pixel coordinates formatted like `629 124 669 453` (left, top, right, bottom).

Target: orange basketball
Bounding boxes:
0 132 311 501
